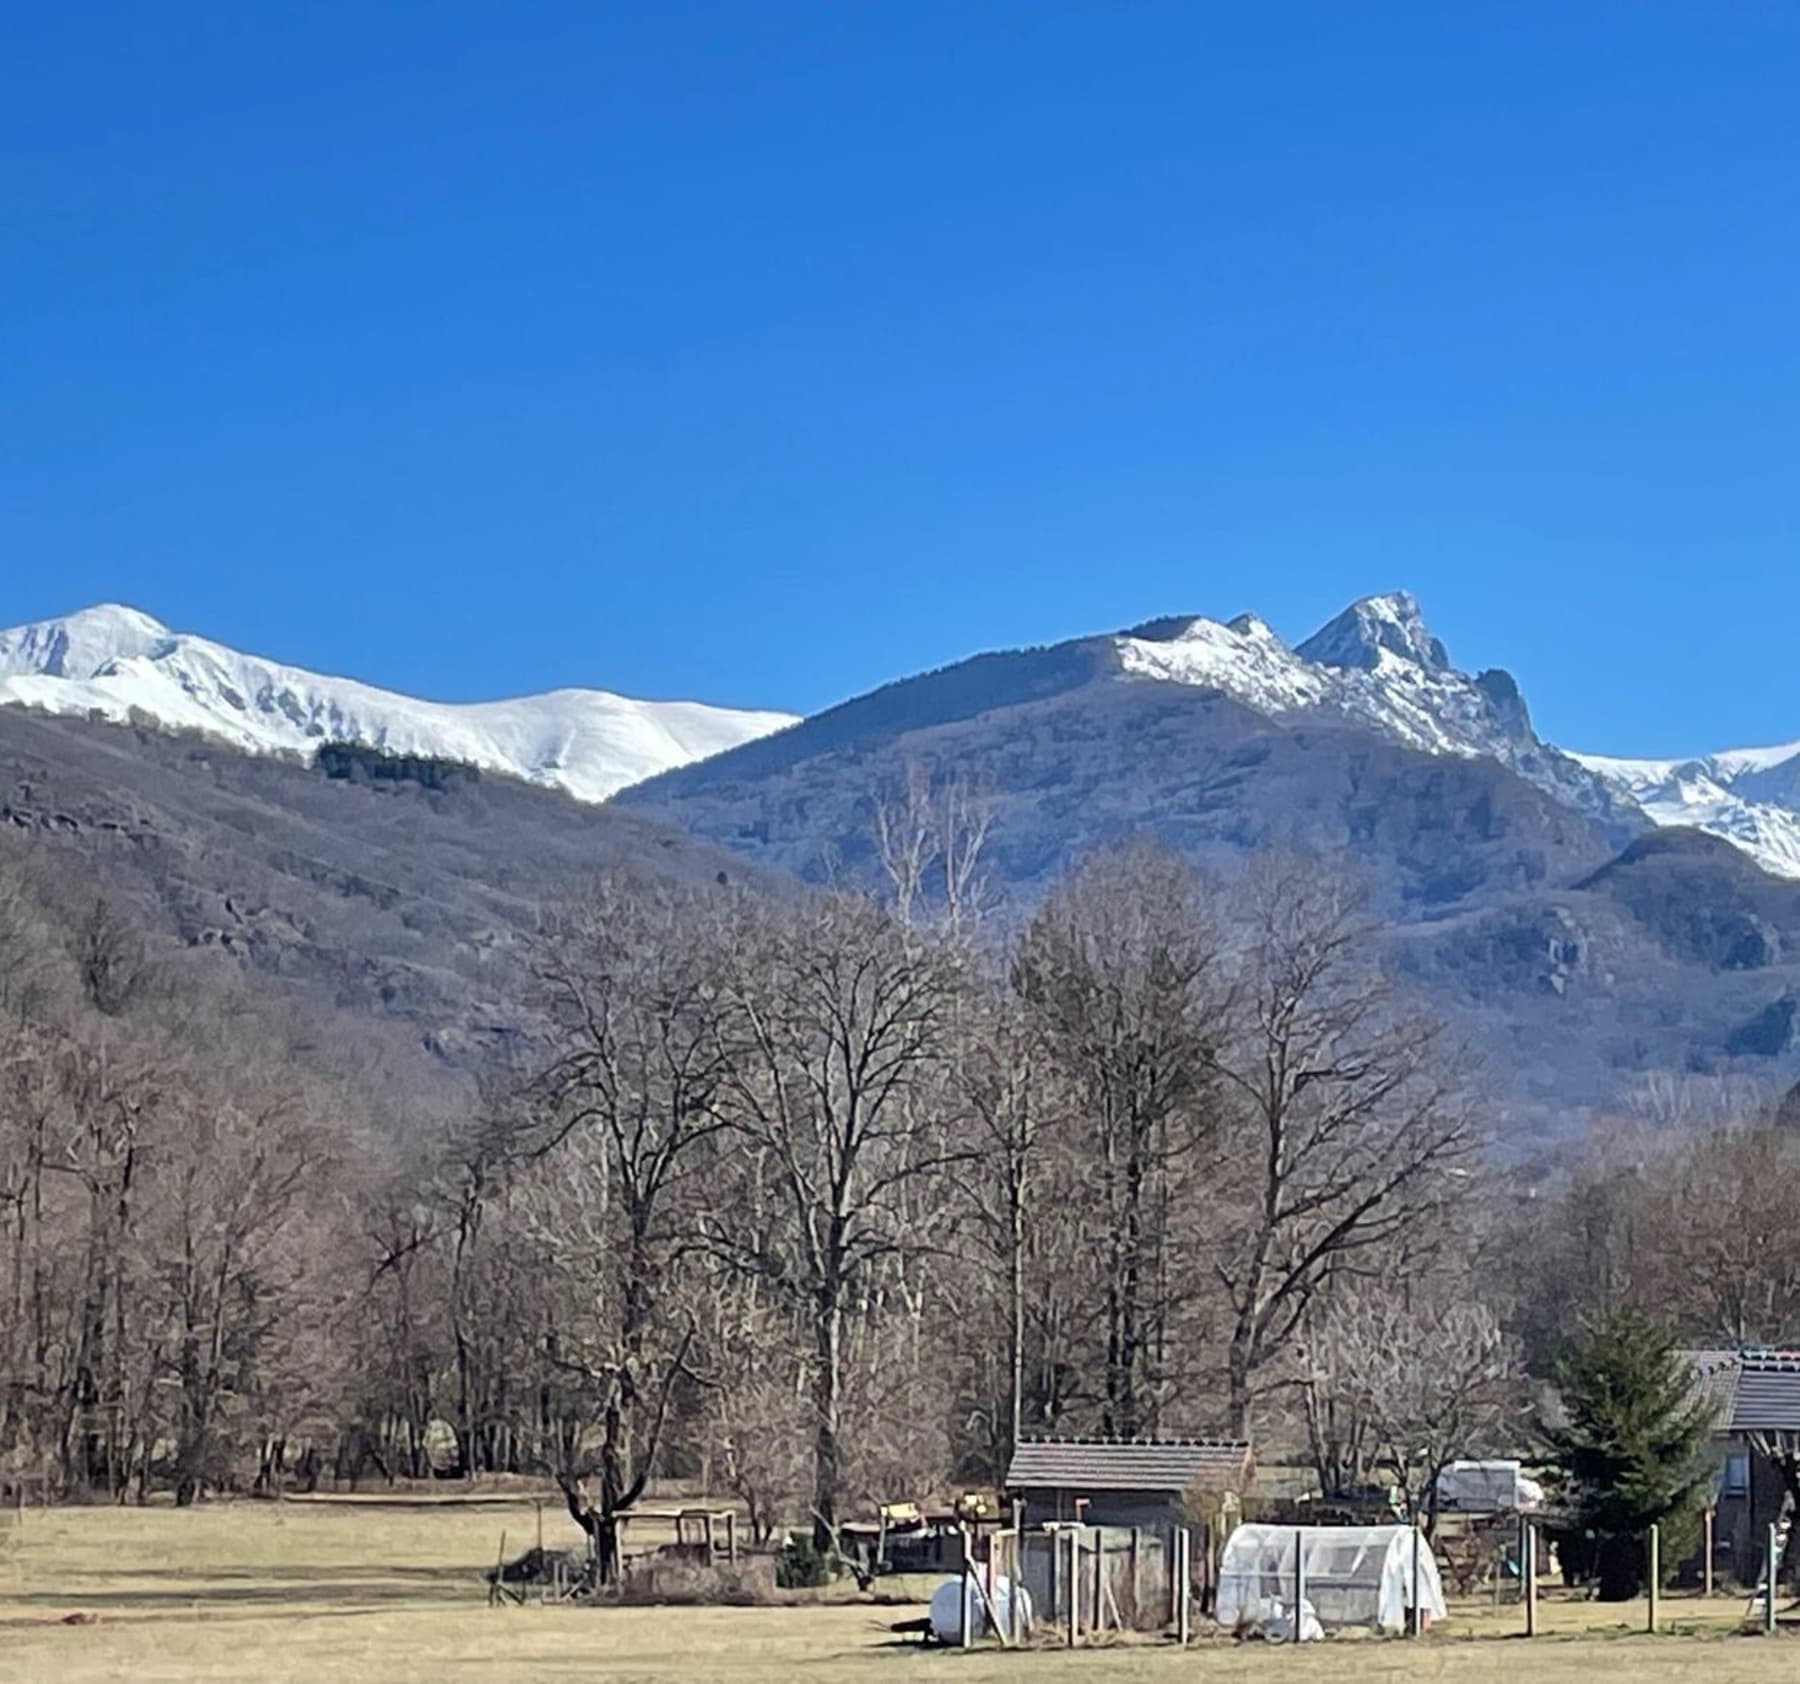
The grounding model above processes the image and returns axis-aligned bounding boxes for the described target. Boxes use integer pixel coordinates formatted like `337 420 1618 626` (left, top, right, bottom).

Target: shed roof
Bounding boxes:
1005 1437 1252 1494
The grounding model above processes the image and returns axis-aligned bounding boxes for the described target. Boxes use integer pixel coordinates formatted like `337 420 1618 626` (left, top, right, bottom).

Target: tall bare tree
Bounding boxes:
524 874 733 1581
870 764 993 932
705 891 963 1552
1208 860 1476 1433
1012 845 1222 1438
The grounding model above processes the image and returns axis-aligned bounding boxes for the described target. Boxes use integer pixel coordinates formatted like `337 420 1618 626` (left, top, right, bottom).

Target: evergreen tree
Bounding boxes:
1544 1306 1713 1600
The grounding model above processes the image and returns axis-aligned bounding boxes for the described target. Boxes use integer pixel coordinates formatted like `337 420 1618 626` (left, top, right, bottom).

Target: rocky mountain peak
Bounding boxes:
1296 590 1450 673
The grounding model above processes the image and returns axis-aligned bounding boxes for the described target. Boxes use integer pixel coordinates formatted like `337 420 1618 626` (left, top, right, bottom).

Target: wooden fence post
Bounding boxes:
1093 1527 1105 1632
1012 1505 1028 1645
1129 1526 1141 1627
1068 1527 1082 1647
960 1525 975 1649
1168 1526 1179 1628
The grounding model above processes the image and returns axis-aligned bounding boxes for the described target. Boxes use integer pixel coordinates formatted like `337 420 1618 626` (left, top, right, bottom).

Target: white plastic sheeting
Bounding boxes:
1216 1524 1446 1636
1436 1459 1545 1512
926 1574 1033 1644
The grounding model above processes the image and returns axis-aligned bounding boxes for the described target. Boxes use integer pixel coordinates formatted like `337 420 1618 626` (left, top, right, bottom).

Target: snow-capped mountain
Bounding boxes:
1111 593 1800 878
0 605 797 802
1570 742 1800 880
8 594 1797 884
1112 591 1625 825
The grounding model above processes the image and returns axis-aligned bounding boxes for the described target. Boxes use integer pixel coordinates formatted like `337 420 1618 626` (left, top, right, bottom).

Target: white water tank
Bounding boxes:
926 1574 1033 1643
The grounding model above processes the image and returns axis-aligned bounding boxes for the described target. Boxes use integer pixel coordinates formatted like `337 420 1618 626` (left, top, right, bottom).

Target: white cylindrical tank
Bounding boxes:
927 1574 1033 1644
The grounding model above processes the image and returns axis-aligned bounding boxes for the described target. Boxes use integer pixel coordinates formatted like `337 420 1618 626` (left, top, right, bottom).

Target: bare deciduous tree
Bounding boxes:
524 874 733 1581
1013 845 1222 1438
1208 860 1477 1433
705 891 963 1552
1300 1274 1516 1529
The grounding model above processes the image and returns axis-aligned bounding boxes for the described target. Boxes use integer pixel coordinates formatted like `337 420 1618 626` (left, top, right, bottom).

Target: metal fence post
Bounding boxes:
1523 1522 1537 1638
1410 1521 1423 1637
1294 1527 1307 1644
1767 1524 1779 1636
1647 1526 1659 1633
1177 1527 1191 1646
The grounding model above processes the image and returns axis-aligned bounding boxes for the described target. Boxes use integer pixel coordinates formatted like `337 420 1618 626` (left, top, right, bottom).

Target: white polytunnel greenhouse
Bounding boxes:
1215 1524 1446 1638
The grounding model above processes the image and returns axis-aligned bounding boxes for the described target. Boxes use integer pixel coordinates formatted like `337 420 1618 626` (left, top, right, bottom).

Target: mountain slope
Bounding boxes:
0 604 798 802
616 593 1800 1116
8 651 1799 1125
621 592 1642 907
0 705 765 1068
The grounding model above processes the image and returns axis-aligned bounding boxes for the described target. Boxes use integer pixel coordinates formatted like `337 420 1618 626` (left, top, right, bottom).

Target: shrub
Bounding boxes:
614 1559 780 1606
775 1532 831 1589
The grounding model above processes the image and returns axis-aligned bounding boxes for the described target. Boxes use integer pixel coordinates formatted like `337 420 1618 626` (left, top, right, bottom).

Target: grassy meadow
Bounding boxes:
0 1495 1795 1681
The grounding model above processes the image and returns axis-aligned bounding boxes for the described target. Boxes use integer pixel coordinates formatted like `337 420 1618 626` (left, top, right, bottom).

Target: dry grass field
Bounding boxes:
1 1496 1796 1681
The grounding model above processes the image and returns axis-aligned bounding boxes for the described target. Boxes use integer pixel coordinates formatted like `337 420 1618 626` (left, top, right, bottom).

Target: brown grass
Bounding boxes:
0 1497 1795 1681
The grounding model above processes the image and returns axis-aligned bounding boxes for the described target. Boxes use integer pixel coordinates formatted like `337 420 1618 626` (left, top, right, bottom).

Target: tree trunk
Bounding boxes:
812 1291 843 1556
1008 1196 1025 1465
1226 1334 1253 1438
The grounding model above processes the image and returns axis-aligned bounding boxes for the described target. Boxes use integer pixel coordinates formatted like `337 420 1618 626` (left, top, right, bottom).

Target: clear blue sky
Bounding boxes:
3 2 1796 755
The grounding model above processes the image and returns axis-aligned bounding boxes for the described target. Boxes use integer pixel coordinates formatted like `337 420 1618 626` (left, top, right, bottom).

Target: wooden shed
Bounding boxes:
1004 1436 1253 1531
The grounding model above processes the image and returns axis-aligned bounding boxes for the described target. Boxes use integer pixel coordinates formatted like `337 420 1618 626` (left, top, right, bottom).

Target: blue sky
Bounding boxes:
3 2 1796 755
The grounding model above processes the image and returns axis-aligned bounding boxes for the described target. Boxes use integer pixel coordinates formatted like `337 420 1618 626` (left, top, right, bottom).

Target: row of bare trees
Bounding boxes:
352 842 1483 1570
7 821 1796 1564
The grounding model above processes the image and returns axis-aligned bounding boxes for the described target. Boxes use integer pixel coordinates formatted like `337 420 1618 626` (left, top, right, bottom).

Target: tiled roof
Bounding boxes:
1005 1437 1252 1494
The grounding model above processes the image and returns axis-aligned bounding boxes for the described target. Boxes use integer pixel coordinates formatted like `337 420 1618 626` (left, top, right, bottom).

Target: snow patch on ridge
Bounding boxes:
1571 743 1800 881
0 604 798 803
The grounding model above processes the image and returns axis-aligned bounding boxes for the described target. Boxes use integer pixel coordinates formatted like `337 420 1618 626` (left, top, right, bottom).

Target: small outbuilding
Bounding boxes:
1690 1348 1800 1587
1216 1523 1445 1637
1004 1436 1253 1531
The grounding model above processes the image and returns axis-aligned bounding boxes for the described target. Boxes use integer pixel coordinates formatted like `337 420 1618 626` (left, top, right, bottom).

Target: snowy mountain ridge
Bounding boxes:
1111 591 1626 829
4 595 1797 880
1109 592 1800 878
0 605 798 802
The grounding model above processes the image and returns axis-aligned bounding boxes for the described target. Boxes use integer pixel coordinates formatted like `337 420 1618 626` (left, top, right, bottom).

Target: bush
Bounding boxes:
615 1559 779 1606
775 1532 831 1589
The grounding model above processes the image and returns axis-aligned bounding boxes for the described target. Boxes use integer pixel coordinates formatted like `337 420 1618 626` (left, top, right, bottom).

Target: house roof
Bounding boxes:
1005 1437 1252 1495
1689 1350 1800 1435
1732 1354 1800 1434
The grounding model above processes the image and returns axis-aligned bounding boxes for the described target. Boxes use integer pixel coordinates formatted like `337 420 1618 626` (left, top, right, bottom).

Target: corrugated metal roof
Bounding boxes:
1686 1350 1800 1435
1690 1351 1742 1427
1005 1437 1252 1494
1730 1355 1800 1434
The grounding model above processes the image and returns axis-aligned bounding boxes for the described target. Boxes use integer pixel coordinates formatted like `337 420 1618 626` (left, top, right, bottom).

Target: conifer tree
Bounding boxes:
1544 1307 1713 1600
